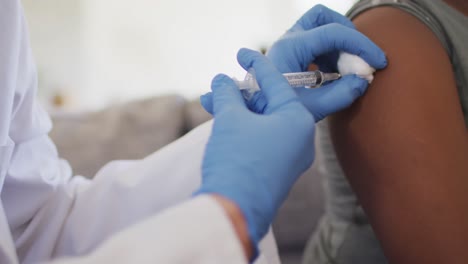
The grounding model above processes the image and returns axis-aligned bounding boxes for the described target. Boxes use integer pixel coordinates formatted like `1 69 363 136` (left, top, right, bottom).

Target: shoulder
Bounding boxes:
352 6 451 80
329 5 467 183
331 6 464 133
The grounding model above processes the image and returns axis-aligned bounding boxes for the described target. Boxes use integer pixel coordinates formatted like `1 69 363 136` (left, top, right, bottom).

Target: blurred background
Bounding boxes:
22 0 356 111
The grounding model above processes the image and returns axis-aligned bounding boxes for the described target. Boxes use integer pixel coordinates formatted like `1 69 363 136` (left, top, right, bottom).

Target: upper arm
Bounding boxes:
329 7 468 263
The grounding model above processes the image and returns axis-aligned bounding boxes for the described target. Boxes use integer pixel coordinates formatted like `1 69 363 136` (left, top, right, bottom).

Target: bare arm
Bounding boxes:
330 7 468 263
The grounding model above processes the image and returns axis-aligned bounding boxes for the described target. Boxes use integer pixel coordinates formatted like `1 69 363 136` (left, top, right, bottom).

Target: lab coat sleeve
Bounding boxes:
47 195 248 264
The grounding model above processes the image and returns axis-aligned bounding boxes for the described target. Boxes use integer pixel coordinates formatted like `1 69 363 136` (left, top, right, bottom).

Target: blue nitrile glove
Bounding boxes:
200 5 388 121
195 48 315 258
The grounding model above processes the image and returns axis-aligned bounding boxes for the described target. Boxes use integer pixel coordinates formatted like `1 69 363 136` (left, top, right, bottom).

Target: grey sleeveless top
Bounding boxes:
303 1 468 264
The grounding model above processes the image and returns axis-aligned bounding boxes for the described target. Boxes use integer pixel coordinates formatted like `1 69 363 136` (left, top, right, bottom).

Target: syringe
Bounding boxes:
234 69 341 100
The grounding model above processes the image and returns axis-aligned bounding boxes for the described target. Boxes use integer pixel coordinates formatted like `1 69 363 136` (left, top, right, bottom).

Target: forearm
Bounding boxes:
212 195 254 260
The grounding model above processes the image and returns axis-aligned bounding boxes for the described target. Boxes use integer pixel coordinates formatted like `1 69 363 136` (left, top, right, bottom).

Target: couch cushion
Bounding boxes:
273 164 324 250
184 99 212 132
49 95 187 178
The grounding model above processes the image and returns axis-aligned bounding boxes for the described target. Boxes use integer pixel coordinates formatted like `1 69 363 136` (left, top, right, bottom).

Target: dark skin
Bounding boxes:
329 1 468 263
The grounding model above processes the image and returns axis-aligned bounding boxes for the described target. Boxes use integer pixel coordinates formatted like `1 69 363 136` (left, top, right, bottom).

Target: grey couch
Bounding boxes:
49 95 325 264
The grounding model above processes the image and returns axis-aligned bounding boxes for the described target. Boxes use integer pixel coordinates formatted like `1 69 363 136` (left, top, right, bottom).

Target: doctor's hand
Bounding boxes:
201 5 387 121
196 48 315 260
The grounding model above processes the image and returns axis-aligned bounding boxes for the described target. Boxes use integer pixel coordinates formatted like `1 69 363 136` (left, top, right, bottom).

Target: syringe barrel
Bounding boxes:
234 69 339 101
236 70 324 91
283 71 322 88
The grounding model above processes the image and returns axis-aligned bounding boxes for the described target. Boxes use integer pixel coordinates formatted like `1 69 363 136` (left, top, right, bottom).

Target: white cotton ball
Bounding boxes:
337 52 375 83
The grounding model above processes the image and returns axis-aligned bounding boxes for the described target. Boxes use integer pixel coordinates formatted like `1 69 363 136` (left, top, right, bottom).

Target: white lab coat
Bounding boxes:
0 0 280 263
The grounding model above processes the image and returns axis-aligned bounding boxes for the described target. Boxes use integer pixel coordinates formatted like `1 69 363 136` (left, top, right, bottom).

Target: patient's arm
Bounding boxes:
329 7 468 264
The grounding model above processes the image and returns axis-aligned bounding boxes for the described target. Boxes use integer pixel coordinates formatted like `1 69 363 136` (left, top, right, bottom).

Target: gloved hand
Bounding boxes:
200 5 387 121
195 48 315 257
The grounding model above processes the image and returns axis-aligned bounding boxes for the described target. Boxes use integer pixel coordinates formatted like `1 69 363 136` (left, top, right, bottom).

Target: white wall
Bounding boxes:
293 0 356 16
79 0 284 109
22 0 85 104
22 0 355 110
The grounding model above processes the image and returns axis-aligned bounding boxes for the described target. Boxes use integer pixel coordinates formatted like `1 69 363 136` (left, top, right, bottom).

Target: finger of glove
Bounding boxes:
237 48 298 111
247 91 268 113
200 90 269 115
211 74 246 116
296 75 368 121
290 23 387 70
288 4 355 33
200 92 214 115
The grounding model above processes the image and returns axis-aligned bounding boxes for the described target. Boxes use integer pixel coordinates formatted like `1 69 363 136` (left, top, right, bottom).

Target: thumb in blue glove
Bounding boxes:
196 48 315 259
